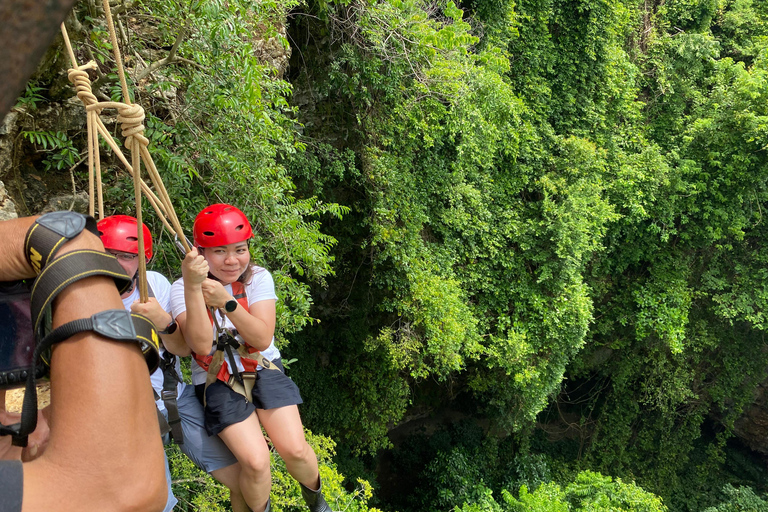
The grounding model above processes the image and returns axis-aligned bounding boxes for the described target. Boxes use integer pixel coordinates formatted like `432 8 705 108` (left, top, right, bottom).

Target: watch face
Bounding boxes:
165 320 178 334
225 300 238 313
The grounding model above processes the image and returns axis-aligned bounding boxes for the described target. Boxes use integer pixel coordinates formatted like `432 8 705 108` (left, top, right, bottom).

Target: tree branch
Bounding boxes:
134 20 197 81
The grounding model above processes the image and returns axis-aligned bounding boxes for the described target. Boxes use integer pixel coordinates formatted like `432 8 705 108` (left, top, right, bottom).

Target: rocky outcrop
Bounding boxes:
733 378 768 455
0 180 19 221
253 23 292 78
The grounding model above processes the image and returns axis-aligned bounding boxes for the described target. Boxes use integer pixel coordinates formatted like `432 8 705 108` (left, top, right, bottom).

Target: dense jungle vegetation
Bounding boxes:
12 0 768 509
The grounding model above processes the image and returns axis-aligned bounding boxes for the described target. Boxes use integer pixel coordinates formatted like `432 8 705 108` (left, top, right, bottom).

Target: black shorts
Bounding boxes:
194 357 303 436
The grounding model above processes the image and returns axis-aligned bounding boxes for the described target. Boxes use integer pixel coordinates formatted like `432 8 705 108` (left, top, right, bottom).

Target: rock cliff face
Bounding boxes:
734 379 768 455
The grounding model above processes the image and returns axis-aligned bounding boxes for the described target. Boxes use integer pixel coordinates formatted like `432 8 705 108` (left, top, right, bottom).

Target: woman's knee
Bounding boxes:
278 440 315 465
238 451 271 477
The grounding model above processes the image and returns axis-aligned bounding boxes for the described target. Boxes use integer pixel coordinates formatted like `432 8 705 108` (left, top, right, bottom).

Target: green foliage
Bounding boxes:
702 484 768 512
563 471 668 511
14 82 47 110
21 130 80 171
454 471 667 512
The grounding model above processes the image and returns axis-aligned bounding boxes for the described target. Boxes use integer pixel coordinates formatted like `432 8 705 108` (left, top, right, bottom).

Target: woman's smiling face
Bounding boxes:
201 241 250 284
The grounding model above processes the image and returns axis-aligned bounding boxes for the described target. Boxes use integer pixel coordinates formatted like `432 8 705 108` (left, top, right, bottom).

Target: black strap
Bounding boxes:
155 404 171 437
130 313 161 372
30 249 132 338
40 309 138 347
24 211 99 274
217 333 244 387
159 351 184 444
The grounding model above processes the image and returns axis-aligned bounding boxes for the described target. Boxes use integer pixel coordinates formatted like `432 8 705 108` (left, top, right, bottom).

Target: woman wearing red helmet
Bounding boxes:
98 215 248 512
170 204 333 512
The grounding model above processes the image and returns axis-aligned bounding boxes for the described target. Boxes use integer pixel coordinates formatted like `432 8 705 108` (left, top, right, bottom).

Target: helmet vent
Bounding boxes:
203 231 215 236
127 236 138 242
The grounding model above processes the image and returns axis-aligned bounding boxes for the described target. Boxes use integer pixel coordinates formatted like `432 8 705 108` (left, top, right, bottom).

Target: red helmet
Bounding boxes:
193 204 253 248
97 215 153 261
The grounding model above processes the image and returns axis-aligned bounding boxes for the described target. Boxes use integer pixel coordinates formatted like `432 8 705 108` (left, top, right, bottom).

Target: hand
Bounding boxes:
201 278 231 309
181 248 209 286
131 297 172 331
0 406 50 462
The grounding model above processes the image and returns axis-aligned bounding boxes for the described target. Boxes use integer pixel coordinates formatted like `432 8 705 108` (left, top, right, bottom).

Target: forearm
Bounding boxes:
226 307 274 351
183 284 214 354
21 230 166 511
0 217 39 280
161 329 191 357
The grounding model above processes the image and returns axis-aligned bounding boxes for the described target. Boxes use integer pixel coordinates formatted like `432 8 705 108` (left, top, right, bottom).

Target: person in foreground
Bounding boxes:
97 214 250 512
0 214 167 512
171 203 335 512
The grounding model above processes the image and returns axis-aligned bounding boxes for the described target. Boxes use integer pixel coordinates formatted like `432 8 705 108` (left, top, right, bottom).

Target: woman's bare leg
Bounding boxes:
217 413 271 512
257 405 320 488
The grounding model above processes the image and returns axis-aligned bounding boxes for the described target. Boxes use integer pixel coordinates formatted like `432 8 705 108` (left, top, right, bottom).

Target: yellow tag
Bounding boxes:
29 247 43 273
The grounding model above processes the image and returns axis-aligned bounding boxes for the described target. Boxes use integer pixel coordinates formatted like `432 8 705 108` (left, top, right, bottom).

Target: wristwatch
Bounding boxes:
159 318 177 335
224 298 238 313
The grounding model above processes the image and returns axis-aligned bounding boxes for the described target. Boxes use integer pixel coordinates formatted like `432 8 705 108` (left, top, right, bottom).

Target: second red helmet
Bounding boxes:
97 215 153 261
193 204 253 248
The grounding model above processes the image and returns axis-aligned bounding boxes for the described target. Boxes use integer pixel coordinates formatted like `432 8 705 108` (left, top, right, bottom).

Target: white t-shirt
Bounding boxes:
170 266 280 386
123 271 186 413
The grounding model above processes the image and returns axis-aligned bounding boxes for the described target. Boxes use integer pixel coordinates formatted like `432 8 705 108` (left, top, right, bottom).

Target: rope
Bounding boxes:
60 14 192 303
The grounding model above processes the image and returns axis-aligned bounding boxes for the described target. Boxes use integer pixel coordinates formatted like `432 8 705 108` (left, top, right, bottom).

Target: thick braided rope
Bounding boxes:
67 62 104 218
61 27 173 223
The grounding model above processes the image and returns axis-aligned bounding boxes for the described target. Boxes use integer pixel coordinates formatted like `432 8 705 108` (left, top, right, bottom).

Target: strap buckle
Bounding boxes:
161 389 177 401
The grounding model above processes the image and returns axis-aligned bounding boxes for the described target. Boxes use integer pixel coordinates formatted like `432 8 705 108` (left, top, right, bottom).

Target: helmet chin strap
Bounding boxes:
122 271 138 297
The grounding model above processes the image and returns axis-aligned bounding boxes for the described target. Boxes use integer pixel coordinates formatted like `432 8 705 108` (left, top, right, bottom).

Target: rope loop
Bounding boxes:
67 62 101 113
116 103 149 148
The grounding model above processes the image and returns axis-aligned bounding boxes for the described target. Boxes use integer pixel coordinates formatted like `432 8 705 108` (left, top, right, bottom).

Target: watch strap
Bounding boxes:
159 318 177 335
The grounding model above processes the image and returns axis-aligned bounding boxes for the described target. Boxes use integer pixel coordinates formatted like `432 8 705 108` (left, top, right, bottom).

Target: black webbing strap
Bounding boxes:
216 330 245 388
160 351 184 444
30 250 132 338
24 211 99 274
155 402 171 437
130 313 162 373
211 307 247 387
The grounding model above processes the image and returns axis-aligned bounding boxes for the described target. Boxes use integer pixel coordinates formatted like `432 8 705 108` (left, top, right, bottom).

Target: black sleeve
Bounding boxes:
0 459 23 512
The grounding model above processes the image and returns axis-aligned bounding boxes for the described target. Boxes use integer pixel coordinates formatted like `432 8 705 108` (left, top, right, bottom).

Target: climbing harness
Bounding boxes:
192 281 280 404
